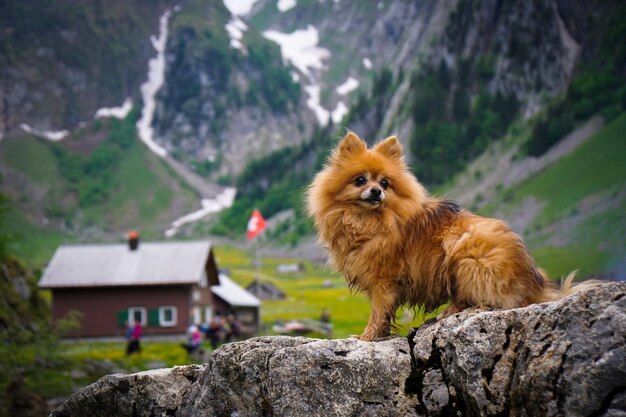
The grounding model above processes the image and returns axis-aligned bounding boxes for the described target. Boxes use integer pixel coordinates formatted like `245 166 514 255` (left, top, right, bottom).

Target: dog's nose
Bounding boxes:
370 188 381 197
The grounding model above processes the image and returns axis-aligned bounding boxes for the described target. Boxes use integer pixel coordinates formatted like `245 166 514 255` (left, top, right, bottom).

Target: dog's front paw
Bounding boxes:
355 330 377 342
356 328 390 342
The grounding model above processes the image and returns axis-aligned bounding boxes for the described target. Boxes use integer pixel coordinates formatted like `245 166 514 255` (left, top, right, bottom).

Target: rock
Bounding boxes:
50 365 204 417
178 336 417 417
51 282 625 417
409 282 626 416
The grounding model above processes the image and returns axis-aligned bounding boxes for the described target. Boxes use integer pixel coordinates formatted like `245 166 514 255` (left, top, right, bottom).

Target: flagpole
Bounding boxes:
254 243 259 334
247 208 266 336
255 246 260 286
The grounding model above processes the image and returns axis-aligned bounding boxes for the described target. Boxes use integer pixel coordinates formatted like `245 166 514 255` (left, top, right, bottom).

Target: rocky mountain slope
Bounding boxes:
250 0 582 136
3 0 608 176
0 0 175 135
51 282 626 416
153 0 317 178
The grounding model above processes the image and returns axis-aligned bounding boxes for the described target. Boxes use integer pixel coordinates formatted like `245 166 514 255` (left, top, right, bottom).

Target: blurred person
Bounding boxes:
124 321 133 355
320 308 332 337
182 323 201 354
207 312 224 350
224 314 241 343
126 321 142 356
320 308 331 324
199 320 209 335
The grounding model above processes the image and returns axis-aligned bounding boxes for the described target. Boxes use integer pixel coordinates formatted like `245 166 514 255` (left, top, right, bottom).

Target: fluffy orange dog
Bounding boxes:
307 132 585 341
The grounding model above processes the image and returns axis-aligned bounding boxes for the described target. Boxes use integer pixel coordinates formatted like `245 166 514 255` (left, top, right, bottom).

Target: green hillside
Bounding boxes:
0 114 200 268
0 135 61 186
517 113 626 224
512 113 626 278
3 209 67 270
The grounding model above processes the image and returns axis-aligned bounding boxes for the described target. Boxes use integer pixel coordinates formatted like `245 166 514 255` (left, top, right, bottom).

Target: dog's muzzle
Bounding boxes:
362 187 384 205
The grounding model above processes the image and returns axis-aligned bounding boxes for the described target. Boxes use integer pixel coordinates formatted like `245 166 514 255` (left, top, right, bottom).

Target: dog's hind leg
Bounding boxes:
436 302 470 320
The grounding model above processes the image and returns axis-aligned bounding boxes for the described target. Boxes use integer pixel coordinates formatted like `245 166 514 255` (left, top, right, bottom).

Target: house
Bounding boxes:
212 273 261 327
276 263 305 274
245 280 286 301
38 237 260 338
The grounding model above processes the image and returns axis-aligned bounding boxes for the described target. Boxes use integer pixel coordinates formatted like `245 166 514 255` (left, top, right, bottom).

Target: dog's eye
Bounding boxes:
380 179 389 189
354 176 367 186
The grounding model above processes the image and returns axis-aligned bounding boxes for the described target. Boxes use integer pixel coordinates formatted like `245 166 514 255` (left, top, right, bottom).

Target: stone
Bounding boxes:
409 282 626 416
178 336 417 417
50 365 204 417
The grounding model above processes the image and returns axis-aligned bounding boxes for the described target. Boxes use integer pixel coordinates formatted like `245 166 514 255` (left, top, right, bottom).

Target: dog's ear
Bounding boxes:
374 136 402 160
338 132 366 156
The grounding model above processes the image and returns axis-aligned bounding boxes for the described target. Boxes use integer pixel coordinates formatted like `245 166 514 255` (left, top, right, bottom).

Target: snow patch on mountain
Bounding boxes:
277 0 297 12
223 0 260 16
263 25 333 125
226 16 248 50
331 101 348 124
19 124 69 141
165 187 237 237
94 98 133 119
262 25 330 79
304 85 330 126
136 9 171 158
336 76 359 95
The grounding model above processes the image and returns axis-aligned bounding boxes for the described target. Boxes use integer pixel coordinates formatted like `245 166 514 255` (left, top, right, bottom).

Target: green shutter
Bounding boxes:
148 308 160 327
116 310 128 327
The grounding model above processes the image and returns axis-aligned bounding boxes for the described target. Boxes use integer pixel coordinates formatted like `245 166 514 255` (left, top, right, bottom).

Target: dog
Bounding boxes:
306 132 590 341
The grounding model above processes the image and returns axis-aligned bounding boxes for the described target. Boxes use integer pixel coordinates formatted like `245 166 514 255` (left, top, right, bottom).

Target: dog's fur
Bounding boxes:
307 132 591 341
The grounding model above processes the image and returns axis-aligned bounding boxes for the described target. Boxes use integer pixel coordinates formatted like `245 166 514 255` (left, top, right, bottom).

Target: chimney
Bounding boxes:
128 230 139 251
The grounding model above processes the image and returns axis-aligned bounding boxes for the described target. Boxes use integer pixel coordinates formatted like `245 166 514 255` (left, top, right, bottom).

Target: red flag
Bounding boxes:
247 209 266 240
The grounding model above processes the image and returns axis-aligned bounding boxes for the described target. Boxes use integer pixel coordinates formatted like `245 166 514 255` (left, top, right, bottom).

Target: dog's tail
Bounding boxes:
538 269 602 303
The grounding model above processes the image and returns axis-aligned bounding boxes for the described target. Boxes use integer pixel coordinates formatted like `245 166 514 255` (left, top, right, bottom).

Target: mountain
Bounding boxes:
0 0 624 276
153 0 317 178
0 0 175 134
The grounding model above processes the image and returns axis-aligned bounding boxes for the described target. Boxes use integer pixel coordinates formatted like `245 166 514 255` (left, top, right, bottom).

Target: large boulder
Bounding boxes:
51 282 625 417
409 282 626 416
178 336 417 416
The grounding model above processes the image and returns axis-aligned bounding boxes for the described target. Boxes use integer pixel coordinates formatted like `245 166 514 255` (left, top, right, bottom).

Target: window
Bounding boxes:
159 306 177 327
191 306 202 324
237 310 255 324
204 306 213 323
128 307 147 326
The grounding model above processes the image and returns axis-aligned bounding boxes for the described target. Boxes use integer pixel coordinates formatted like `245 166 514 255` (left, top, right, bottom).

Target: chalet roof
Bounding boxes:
39 241 213 288
212 274 261 307
246 280 286 295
